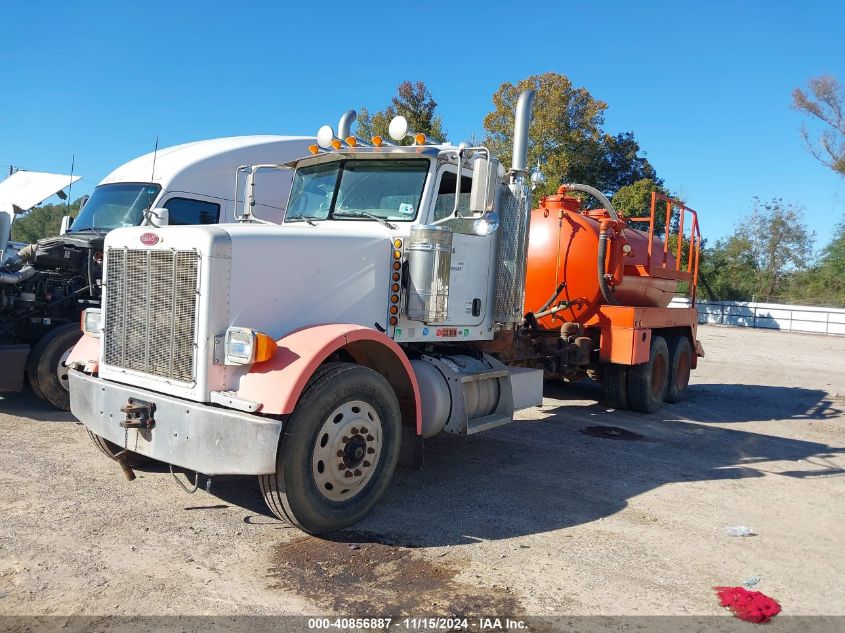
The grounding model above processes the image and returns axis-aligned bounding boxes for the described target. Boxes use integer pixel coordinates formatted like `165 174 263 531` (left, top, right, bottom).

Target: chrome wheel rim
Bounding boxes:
311 400 382 502
56 347 72 391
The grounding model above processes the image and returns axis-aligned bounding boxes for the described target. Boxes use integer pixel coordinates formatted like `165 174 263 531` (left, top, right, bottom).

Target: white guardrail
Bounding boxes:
670 298 845 336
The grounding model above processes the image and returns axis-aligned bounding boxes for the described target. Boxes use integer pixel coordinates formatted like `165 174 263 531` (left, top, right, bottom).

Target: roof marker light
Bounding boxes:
389 116 409 141
346 136 358 147
308 144 320 155
414 133 426 145
317 125 336 149
371 136 383 147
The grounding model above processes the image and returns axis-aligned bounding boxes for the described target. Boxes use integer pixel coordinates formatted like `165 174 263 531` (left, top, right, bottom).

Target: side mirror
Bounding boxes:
59 215 72 235
144 207 169 226
469 156 499 214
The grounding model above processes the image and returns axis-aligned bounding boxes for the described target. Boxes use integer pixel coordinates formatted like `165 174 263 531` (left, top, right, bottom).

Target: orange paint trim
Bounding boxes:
236 324 422 434
66 332 100 368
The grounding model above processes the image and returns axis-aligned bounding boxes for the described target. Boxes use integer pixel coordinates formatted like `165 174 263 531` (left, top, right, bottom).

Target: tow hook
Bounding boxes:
120 398 156 430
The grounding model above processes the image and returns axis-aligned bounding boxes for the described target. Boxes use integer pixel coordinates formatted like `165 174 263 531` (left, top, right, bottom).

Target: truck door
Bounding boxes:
430 168 494 327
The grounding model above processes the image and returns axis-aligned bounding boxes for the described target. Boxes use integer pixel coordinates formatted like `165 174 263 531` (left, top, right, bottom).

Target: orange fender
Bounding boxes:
236 324 421 434
66 332 100 373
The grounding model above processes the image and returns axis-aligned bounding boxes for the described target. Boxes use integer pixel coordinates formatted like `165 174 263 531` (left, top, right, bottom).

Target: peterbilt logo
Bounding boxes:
140 232 159 246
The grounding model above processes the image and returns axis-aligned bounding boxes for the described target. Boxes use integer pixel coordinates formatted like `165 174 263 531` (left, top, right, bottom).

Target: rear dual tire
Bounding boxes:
259 363 402 534
608 334 691 413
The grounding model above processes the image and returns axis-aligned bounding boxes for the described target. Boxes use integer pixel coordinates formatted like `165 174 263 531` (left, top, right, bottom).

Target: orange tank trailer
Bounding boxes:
507 187 704 414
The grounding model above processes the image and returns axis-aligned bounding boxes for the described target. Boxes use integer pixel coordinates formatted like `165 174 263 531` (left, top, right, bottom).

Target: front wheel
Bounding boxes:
259 363 402 534
87 429 152 467
28 323 82 410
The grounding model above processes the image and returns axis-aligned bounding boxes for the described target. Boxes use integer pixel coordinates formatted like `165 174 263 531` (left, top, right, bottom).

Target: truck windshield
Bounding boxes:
69 183 162 232
285 159 428 223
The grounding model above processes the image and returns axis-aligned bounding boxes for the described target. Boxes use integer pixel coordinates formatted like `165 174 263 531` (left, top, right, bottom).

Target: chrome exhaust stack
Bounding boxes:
337 110 358 140
510 89 536 178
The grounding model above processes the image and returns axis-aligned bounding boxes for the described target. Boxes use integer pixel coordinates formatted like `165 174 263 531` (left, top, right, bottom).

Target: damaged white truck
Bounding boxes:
67 91 544 533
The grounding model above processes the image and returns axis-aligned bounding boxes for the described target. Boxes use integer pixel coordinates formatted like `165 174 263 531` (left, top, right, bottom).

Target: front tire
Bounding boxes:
28 323 82 410
87 429 152 467
259 363 402 534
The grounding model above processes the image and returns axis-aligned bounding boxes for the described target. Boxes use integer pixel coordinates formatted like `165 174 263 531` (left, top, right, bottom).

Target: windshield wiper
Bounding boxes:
287 216 321 226
334 211 397 230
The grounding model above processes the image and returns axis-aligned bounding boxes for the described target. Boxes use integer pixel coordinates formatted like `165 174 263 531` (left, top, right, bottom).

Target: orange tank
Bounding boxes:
524 188 678 328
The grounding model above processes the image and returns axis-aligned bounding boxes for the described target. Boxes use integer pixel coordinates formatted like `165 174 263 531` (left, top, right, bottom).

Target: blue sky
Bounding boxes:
1 0 843 248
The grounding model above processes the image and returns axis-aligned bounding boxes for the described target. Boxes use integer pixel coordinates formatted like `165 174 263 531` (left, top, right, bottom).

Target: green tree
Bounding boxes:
355 81 446 144
482 73 658 197
788 216 845 306
611 178 670 235
699 198 815 302
10 198 83 243
792 75 845 176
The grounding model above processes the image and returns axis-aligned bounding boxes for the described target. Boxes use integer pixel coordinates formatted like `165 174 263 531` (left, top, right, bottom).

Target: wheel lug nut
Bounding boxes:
363 460 371 467
367 447 375 454
354 469 362 476
366 435 374 441
342 436 349 443
360 427 368 435
338 463 345 471
351 427 359 434
344 470 353 478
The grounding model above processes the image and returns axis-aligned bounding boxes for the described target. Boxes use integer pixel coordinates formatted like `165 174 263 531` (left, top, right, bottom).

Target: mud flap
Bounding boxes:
0 345 30 392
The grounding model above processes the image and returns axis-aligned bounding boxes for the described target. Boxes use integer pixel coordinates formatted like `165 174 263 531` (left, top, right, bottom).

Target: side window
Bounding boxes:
163 197 220 226
433 170 472 221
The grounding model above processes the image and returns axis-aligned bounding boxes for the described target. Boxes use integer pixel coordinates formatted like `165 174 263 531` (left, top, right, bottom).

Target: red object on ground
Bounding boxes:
714 586 782 623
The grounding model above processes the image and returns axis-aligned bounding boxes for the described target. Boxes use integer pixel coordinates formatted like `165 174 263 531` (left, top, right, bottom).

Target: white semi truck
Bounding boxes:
0 136 310 408
67 92 545 533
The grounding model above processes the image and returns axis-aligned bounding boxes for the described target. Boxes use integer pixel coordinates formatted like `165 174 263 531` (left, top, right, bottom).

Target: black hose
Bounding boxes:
597 232 619 305
562 183 618 220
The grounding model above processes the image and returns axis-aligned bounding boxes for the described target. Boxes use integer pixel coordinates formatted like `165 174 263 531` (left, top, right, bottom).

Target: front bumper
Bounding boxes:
69 370 283 475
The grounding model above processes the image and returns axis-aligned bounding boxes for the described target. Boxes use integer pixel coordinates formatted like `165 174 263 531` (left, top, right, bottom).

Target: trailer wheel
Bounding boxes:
259 362 402 534
601 363 629 410
665 336 692 403
87 429 152 466
28 323 82 410
626 335 669 414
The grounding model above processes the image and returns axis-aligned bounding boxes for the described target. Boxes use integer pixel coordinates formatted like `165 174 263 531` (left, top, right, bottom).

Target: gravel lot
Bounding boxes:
0 325 843 622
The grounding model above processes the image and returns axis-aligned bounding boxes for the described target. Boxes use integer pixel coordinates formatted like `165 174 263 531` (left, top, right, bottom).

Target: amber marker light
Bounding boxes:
393 239 402 249
392 272 400 281
330 139 343 150
392 261 401 271
391 283 399 292
393 250 401 259
308 144 319 155
390 316 398 326
346 136 358 147
391 294 399 304
390 306 399 315
414 133 426 145
371 136 383 147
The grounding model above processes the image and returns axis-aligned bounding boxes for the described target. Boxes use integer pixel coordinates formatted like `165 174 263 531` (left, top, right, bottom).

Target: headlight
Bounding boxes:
224 327 277 365
81 308 102 338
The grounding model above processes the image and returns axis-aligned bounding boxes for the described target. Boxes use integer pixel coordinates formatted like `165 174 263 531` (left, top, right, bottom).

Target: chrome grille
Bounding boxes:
494 184 531 322
103 248 199 382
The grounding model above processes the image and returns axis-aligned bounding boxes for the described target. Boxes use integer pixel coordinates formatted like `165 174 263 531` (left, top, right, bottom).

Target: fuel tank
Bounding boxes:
524 188 677 328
